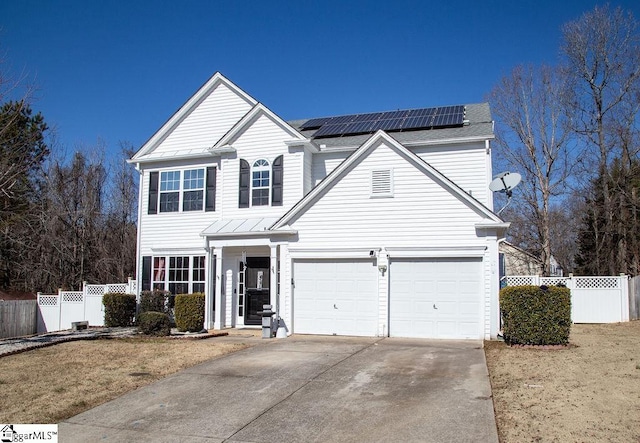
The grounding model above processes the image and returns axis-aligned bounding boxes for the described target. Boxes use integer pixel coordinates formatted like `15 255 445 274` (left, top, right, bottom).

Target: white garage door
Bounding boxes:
390 258 483 339
294 259 378 336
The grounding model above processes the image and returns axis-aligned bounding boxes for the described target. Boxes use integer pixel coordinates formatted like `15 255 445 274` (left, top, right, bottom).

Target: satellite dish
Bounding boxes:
489 172 521 197
489 171 521 215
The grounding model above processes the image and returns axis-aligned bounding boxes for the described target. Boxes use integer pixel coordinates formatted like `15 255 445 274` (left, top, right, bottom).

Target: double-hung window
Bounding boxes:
252 159 270 206
238 156 282 208
149 167 215 214
159 171 180 212
183 169 205 211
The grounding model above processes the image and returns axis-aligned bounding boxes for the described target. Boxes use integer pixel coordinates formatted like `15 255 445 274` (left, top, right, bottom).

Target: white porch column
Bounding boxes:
488 232 500 340
270 245 278 313
213 247 224 330
205 247 214 329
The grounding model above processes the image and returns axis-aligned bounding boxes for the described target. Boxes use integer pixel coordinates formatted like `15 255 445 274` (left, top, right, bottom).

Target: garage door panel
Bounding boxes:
294 259 378 337
390 258 482 339
458 321 481 338
460 301 480 316
436 321 457 338
436 301 456 315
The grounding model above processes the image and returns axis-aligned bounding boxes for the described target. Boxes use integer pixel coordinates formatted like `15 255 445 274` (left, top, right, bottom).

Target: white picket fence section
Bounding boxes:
503 274 630 323
37 279 137 333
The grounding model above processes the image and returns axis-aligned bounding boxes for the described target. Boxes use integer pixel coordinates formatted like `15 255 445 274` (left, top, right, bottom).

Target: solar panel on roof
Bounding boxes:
375 118 403 131
312 123 348 138
308 105 465 138
300 117 333 130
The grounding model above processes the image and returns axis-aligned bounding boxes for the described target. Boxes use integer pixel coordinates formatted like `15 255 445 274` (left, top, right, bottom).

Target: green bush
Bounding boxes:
140 289 172 315
500 285 571 345
174 293 205 332
103 293 136 327
138 311 171 336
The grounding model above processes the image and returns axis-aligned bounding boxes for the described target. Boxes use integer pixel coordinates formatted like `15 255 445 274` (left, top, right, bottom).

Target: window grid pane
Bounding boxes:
153 257 166 290
192 256 205 282
183 190 203 211
160 171 180 191
160 192 179 212
184 169 204 190
168 256 189 294
252 170 270 188
252 188 269 206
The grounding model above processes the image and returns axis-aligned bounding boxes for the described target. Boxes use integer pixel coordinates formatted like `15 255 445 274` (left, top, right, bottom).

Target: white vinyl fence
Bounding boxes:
37 279 137 333
503 274 630 323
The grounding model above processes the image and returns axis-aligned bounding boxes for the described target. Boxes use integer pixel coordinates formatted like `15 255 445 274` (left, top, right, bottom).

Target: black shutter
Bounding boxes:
239 159 250 208
205 167 216 212
272 155 283 206
148 172 159 214
142 256 151 291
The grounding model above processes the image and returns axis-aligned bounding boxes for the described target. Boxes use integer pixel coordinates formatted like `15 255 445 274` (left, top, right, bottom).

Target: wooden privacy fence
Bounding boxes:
37 279 137 333
503 274 631 323
0 299 37 339
630 275 640 321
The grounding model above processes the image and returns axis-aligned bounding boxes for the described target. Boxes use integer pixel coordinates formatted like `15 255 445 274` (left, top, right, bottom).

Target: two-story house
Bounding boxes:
129 73 508 340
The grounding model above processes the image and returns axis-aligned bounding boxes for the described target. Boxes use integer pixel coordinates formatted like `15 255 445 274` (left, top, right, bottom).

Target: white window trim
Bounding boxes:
251 159 271 206
157 168 206 213
150 255 206 294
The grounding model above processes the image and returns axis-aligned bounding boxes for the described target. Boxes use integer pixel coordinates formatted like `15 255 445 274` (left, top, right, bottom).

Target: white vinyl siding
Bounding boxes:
222 114 303 218
303 150 313 194
153 83 253 157
411 142 490 206
290 142 487 249
311 143 489 206
311 151 350 186
139 162 220 254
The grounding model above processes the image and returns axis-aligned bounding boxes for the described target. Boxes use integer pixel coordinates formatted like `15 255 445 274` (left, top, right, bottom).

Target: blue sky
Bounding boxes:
2 0 640 160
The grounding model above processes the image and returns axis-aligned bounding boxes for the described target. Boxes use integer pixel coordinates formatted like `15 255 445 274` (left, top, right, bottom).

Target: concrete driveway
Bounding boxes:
60 335 498 443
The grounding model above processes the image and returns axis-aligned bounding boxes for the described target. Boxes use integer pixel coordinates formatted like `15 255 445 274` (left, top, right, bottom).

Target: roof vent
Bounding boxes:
371 169 393 197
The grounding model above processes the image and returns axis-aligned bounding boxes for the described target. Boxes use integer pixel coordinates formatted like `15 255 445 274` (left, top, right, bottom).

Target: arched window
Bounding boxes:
252 159 270 206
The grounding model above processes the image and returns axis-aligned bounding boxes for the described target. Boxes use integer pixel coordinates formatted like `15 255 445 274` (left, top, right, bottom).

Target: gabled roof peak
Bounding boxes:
131 72 257 161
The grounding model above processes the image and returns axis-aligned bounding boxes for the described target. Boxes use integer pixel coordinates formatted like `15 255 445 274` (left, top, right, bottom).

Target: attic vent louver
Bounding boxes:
371 169 393 197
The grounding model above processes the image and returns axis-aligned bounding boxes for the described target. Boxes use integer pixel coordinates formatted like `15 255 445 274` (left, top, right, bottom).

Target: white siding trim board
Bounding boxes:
385 246 486 258
288 248 379 259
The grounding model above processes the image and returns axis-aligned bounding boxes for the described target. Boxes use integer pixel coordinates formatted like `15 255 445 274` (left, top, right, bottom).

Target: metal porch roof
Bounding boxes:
200 217 280 237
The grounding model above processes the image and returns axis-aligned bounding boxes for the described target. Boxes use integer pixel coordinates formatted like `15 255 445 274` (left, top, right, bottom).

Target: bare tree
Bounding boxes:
489 64 575 276
562 5 640 274
96 142 138 283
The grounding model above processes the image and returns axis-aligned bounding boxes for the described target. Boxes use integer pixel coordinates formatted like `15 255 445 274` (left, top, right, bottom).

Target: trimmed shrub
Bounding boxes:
174 293 205 332
138 311 171 336
103 293 136 327
140 289 172 315
500 285 571 345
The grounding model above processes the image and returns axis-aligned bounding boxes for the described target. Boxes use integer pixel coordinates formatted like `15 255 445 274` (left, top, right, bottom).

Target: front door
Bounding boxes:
244 257 270 325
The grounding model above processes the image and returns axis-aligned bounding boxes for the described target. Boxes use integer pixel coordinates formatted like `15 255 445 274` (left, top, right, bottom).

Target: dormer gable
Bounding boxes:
272 130 504 230
211 103 309 152
131 72 257 163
